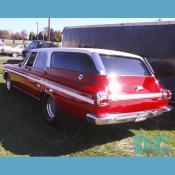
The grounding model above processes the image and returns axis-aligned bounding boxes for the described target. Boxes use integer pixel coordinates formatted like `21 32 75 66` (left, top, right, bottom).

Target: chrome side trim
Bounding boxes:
4 68 94 105
45 80 94 105
4 68 27 78
109 93 163 101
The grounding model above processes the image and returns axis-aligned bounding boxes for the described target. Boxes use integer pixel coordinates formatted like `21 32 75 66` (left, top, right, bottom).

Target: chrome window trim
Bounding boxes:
144 57 155 75
27 49 155 77
31 52 39 67
24 51 39 67
95 54 154 76
48 51 99 74
91 52 106 74
22 52 31 66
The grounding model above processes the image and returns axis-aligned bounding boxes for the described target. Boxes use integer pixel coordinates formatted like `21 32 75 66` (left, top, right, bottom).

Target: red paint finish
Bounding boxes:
4 62 170 120
93 75 168 117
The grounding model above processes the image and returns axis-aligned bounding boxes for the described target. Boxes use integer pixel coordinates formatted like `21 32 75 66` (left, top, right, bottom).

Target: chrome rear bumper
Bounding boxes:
86 106 173 125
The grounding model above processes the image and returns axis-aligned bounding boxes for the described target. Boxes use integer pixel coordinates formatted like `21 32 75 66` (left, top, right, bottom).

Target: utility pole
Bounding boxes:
48 18 51 41
36 22 39 40
42 32 45 41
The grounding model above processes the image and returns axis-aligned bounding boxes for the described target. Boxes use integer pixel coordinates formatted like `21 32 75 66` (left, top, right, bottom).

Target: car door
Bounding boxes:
23 51 38 95
26 51 48 98
10 53 31 90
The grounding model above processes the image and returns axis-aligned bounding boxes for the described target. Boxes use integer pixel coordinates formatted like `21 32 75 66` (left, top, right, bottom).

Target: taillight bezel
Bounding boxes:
96 91 110 107
162 89 172 100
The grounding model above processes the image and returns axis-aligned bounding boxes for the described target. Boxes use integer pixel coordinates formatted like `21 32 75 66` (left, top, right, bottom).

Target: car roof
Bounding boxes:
31 47 142 59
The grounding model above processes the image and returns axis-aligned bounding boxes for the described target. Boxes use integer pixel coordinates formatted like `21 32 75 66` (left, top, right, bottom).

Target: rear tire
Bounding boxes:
42 95 63 124
42 95 82 128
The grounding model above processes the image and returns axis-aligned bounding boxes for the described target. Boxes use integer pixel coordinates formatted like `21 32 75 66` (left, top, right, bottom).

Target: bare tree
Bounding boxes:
0 30 10 39
20 30 28 40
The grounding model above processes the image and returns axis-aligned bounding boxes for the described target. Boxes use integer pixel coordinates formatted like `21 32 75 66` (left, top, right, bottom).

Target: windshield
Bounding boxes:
12 45 18 48
28 41 38 49
0 41 5 46
100 54 151 76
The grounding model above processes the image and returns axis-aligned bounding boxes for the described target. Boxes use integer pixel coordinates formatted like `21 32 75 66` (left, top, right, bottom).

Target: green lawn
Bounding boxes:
0 56 22 74
0 56 174 156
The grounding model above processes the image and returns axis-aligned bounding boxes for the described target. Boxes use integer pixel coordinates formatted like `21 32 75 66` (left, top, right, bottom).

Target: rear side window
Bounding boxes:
100 55 151 76
34 52 47 69
51 52 97 73
26 52 37 67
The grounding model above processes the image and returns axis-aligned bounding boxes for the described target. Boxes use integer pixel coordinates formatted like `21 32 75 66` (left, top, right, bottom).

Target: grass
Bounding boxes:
0 55 22 74
0 56 175 156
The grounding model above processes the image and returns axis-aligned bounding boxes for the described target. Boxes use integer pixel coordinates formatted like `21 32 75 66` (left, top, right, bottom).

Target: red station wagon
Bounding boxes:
3 48 173 125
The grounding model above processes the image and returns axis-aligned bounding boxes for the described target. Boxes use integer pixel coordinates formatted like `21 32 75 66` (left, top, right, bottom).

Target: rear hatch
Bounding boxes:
99 54 167 114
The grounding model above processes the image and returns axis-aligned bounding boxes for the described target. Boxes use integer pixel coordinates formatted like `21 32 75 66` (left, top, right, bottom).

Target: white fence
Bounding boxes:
0 39 31 45
0 39 62 47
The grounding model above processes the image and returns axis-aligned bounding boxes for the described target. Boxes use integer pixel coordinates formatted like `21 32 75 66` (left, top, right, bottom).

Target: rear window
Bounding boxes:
51 52 97 74
100 55 151 76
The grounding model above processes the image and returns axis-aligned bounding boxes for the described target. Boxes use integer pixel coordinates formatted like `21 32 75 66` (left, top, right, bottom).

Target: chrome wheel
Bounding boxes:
6 78 12 91
12 53 18 58
46 97 57 120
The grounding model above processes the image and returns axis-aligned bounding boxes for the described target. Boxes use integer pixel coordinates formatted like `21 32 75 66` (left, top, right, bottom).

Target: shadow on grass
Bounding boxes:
0 79 174 156
0 57 22 67
122 109 175 131
0 82 134 156
6 59 22 64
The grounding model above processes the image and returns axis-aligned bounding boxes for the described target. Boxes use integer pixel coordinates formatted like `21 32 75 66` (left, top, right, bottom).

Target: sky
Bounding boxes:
0 18 175 34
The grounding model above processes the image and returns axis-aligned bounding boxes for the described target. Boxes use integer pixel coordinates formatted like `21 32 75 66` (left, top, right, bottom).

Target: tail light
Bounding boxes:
162 89 172 100
96 91 110 107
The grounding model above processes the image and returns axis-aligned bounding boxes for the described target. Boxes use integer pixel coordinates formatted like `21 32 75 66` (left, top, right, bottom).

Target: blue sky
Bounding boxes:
0 18 175 33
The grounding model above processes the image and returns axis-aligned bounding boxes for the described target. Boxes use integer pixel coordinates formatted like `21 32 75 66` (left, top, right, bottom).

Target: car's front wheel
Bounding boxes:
6 76 13 91
12 52 18 58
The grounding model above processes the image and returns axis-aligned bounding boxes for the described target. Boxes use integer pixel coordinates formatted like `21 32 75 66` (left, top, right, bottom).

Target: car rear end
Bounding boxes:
86 52 173 125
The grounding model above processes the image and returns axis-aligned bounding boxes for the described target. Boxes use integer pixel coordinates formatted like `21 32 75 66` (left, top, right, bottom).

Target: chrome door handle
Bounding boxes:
78 74 83 80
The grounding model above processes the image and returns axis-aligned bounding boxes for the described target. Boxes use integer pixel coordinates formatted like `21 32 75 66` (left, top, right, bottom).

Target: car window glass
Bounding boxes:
28 42 38 49
21 52 31 65
43 42 48 47
34 52 47 69
100 54 150 76
51 52 97 73
26 52 37 67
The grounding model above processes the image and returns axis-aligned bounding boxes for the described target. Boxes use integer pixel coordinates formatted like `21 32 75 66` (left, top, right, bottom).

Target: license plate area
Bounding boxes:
135 112 149 122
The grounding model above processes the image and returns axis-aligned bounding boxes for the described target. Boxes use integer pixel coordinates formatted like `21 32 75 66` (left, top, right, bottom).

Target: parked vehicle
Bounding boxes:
1 45 25 57
22 40 57 59
0 41 6 54
3 48 172 125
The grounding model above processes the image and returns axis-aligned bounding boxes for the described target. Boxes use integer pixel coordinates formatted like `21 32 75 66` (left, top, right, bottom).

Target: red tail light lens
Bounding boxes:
96 91 110 107
162 89 172 100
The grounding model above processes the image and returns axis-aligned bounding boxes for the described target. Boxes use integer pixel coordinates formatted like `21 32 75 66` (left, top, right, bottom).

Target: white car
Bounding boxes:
0 41 6 54
1 45 25 57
